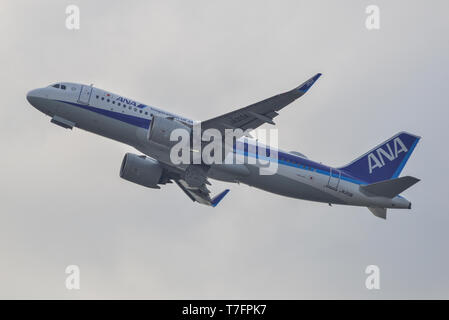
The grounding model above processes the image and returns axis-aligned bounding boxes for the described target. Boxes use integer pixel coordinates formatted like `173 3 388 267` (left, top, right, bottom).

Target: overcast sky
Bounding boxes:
0 0 448 299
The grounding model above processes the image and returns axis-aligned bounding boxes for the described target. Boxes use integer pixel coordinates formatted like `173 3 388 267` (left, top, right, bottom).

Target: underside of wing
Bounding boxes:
200 73 322 138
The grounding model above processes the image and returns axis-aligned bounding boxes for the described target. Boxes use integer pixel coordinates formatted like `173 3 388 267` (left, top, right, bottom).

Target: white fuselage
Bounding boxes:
26 82 411 209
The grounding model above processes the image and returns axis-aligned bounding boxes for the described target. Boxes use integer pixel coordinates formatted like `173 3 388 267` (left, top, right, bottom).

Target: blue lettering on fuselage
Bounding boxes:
116 96 146 108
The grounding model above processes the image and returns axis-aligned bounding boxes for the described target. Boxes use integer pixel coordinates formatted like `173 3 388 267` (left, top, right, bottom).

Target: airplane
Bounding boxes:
26 74 421 219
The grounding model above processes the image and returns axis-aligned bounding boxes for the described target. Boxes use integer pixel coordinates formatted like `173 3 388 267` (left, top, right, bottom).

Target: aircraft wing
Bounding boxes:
200 73 322 138
174 179 230 207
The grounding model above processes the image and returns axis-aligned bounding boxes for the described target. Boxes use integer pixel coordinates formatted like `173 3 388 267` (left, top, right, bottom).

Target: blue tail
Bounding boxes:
339 132 421 184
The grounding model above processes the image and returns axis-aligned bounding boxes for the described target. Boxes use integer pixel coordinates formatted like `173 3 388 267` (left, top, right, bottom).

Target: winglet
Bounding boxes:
296 73 322 93
211 189 230 207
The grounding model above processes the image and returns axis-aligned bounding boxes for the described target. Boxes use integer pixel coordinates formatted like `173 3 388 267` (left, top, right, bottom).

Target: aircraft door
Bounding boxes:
327 168 341 190
78 85 93 105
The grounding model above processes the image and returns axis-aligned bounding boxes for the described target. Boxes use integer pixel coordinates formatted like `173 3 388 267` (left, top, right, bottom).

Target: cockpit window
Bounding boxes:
51 83 67 90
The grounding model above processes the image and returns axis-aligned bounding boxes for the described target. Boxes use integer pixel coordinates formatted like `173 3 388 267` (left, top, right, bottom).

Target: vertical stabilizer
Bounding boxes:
339 132 420 183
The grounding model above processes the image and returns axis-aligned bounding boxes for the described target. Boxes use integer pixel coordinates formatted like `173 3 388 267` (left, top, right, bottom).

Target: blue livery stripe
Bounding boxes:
58 100 151 129
234 148 366 185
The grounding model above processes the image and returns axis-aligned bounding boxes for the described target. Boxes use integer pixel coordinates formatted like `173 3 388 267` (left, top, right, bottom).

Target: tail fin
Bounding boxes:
339 132 420 183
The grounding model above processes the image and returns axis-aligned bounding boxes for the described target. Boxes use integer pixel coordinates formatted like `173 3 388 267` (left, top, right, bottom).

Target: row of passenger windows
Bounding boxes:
94 94 150 115
279 157 316 171
239 145 316 171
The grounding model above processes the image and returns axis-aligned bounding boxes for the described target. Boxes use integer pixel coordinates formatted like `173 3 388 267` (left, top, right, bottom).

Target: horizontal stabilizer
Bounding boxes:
368 207 387 219
360 176 420 198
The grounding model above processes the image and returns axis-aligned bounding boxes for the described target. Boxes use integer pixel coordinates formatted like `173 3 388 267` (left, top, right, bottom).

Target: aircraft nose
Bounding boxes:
26 91 31 103
26 89 39 105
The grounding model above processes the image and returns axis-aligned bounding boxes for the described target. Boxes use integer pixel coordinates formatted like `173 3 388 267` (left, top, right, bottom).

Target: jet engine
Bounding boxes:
147 115 191 149
119 153 164 188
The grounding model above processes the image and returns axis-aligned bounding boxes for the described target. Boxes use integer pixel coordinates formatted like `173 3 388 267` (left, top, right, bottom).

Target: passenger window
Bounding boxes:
101 97 104 100
118 103 121 106
139 110 142 113
61 85 66 90
52 84 60 89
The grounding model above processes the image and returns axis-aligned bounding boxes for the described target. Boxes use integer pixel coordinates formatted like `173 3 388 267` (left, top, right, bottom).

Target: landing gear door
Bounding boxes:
327 168 341 190
78 85 93 105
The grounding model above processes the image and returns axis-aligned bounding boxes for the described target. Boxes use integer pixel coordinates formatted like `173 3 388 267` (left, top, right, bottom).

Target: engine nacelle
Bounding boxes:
119 153 163 189
147 115 191 149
